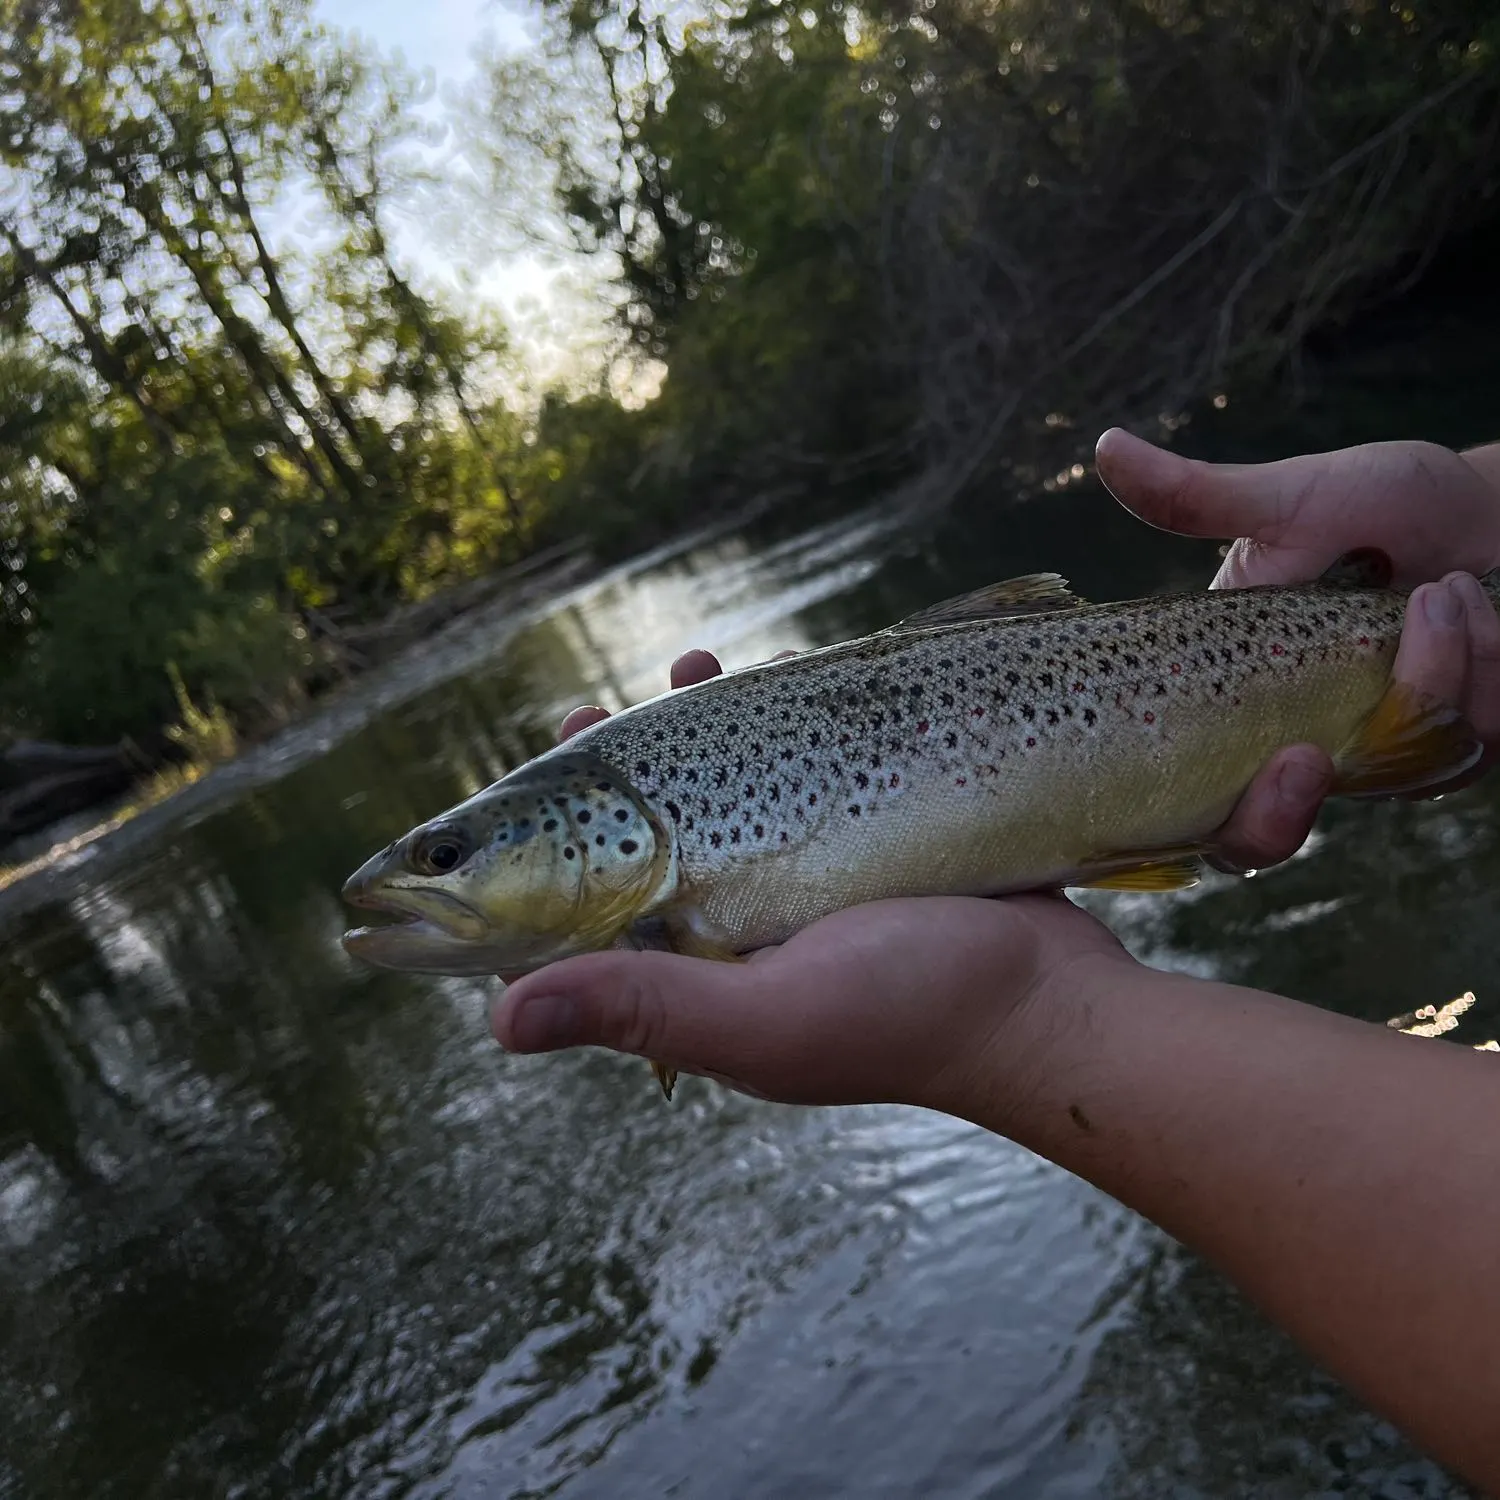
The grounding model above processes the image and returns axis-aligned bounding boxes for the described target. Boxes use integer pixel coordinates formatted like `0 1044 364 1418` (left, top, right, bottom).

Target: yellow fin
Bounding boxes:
1333 679 1483 798
894 574 1087 630
1075 857 1203 892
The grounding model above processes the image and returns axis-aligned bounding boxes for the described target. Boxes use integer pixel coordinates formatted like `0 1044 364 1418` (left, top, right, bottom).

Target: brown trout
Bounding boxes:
342 555 1489 1091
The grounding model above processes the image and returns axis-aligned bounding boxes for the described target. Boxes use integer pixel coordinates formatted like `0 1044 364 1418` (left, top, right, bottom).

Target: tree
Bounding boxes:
0 0 531 745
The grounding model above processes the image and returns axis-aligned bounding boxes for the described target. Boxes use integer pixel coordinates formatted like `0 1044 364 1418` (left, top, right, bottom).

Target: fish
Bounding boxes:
341 551 1491 1096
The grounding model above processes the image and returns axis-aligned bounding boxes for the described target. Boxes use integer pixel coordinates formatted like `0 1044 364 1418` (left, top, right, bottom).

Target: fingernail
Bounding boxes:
1449 571 1486 609
1422 582 1463 627
507 994 582 1052
1277 754 1328 806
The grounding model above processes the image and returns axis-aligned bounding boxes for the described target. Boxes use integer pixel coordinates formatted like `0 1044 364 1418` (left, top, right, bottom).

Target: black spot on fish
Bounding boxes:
577 810 592 824
620 839 638 854
543 819 558 832
614 809 629 822
665 801 682 823
563 847 576 860
595 834 605 846
1083 708 1097 725
636 760 650 776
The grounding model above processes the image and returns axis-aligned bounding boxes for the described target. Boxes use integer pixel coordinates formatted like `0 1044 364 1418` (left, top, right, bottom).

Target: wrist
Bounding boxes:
923 938 1143 1133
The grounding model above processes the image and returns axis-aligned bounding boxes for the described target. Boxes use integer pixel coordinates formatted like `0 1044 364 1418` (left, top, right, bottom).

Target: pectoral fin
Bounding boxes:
1332 679 1483 798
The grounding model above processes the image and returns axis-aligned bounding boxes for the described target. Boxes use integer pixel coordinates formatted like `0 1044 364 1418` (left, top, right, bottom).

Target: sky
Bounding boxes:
313 0 608 386
316 0 528 86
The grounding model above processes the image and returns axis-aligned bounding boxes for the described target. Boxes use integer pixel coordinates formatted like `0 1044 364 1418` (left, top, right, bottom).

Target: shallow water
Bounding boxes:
3 296 1499 1498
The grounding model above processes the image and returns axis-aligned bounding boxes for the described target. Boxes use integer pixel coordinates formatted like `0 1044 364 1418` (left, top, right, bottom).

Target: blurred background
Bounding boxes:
2 1 1499 1496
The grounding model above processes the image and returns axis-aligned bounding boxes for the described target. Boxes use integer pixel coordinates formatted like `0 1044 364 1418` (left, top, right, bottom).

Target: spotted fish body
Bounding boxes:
342 563 1488 985
555 577 1428 949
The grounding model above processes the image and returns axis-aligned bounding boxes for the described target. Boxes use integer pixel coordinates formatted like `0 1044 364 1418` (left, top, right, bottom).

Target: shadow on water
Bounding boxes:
3 277 1499 1498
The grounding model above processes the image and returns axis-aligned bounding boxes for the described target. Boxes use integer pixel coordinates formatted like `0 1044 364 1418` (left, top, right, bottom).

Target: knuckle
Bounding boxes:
602 970 670 1058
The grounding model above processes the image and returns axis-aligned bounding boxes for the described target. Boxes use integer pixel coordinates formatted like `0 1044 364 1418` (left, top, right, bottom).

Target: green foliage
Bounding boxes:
0 0 533 748
4 0 1500 776
486 0 1500 513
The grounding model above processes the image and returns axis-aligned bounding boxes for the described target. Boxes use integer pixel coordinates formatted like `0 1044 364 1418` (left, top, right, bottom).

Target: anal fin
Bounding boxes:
1333 679 1483 799
1074 856 1203 893
1069 841 1206 892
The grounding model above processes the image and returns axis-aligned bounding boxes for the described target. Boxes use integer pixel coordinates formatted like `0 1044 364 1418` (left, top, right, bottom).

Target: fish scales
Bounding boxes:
341 561 1489 1003
566 582 1404 949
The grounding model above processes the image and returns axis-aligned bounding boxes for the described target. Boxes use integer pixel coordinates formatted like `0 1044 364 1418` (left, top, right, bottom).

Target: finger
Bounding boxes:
670 649 723 689
1095 428 1326 568
1392 581 1468 708
1447 571 1500 749
1210 744 1335 874
559 705 610 741
491 948 795 1080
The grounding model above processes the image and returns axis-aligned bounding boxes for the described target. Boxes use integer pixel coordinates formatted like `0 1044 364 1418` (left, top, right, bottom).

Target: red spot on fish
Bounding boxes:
1143 711 1155 724
971 706 985 717
1170 663 1182 675
1072 681 1084 693
1358 634 1370 646
955 775 967 787
1271 644 1285 656
916 719 929 734
889 773 899 788
1026 736 1036 748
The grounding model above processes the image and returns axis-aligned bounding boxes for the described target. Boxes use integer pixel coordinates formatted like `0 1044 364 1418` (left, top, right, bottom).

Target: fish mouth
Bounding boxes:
340 883 569 978
342 883 492 946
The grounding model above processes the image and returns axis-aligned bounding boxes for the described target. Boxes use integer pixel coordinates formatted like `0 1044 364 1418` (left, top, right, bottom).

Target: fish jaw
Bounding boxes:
341 865 573 975
340 883 596 977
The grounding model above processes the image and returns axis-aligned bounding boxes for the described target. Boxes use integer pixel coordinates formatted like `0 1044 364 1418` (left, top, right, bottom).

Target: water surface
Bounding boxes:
3 296 1499 1498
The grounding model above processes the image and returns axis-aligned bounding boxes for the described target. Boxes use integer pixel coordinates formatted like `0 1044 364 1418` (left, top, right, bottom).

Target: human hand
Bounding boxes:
1096 429 1500 817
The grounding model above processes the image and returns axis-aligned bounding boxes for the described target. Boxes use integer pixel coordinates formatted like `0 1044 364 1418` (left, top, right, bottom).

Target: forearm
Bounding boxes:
957 956 1500 1490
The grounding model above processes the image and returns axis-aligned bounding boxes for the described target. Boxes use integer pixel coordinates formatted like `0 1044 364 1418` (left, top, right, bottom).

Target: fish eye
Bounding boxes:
412 828 472 876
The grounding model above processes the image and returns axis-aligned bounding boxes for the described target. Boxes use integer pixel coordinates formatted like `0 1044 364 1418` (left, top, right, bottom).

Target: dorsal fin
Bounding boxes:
894 573 1087 630
1318 548 1393 590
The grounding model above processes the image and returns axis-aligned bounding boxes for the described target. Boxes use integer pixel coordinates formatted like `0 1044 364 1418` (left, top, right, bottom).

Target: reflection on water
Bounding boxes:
2 435 1496 1495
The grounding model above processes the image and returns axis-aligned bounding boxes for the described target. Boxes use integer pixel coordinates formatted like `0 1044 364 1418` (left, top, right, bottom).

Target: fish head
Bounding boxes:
341 753 672 977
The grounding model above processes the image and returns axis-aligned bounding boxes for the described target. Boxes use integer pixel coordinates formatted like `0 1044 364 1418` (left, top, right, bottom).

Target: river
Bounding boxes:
2 276 1498 1498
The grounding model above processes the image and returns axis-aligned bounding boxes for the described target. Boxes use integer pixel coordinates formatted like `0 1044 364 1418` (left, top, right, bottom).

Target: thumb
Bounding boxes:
1095 428 1329 580
491 948 795 1081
